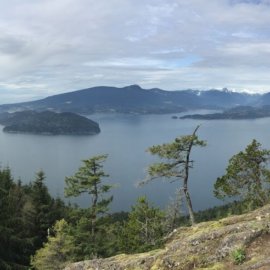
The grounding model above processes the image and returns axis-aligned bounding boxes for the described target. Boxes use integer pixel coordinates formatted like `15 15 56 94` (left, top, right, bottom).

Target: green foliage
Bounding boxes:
143 126 206 225
121 196 165 253
64 155 114 258
0 168 68 269
231 248 246 265
146 134 206 179
65 155 112 207
0 168 34 269
214 139 270 208
31 219 76 270
27 170 68 250
65 154 113 217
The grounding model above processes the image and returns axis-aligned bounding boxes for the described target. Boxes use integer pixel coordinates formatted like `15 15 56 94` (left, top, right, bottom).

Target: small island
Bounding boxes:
0 110 100 135
180 106 270 120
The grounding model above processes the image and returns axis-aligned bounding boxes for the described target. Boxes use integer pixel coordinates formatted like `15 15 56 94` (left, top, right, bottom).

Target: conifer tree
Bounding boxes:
30 170 54 248
214 139 270 208
64 155 113 257
122 196 165 253
142 126 206 225
0 168 34 269
31 219 75 270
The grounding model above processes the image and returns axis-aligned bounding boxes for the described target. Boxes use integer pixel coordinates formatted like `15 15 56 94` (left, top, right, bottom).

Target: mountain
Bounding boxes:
0 85 264 114
0 111 100 135
65 204 270 270
181 105 270 120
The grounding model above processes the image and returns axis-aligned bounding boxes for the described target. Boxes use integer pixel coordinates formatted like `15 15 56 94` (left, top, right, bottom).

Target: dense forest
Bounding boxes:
1 131 270 269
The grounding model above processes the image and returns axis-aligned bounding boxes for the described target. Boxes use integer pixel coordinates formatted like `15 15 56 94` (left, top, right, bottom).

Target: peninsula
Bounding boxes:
180 106 270 120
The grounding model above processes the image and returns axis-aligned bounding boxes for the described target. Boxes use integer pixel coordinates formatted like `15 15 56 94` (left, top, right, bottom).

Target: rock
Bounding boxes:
64 204 270 270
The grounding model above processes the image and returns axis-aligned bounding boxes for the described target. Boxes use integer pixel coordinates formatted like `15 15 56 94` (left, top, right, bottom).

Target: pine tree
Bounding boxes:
142 126 206 225
26 170 67 251
0 168 35 269
31 219 75 270
64 155 113 257
214 139 270 209
30 170 54 248
122 196 165 253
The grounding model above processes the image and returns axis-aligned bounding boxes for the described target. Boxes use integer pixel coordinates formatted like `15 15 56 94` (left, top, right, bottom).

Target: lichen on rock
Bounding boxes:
64 204 270 270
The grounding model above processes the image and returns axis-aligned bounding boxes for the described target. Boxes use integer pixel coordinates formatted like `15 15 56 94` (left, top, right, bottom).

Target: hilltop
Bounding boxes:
65 204 270 270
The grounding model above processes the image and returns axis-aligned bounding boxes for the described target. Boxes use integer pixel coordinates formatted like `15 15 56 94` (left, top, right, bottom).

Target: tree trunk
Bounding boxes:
91 163 98 242
183 183 195 226
182 125 200 226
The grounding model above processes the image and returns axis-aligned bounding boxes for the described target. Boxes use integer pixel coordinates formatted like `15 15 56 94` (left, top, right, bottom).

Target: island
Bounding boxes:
0 110 100 135
180 106 270 120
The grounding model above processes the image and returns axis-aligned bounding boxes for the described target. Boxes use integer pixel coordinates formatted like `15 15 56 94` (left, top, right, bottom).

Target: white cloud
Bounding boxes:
0 0 270 103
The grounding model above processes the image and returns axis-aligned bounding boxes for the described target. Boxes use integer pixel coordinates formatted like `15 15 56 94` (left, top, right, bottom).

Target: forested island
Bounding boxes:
0 110 100 135
180 105 270 120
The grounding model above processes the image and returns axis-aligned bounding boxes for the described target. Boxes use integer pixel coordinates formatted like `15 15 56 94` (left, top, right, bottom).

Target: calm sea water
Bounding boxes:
1 111 270 212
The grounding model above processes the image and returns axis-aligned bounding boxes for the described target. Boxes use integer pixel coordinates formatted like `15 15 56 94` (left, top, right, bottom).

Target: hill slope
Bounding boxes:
65 204 270 270
0 85 263 114
181 105 270 120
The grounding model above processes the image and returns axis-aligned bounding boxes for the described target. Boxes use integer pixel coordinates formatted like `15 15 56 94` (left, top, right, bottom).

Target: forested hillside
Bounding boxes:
0 85 265 114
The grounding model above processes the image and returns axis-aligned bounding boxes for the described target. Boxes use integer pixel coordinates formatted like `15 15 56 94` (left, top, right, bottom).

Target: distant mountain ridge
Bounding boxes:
0 85 267 114
181 105 270 120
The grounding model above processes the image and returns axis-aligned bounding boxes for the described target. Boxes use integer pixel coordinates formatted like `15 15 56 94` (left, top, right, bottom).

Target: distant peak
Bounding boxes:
222 87 230 93
125 84 142 90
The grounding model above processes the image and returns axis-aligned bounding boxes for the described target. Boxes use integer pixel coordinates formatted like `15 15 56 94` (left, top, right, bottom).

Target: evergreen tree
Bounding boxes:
31 219 75 270
142 126 206 225
121 196 165 253
64 155 113 257
0 168 34 269
30 170 55 248
25 170 67 252
214 139 270 208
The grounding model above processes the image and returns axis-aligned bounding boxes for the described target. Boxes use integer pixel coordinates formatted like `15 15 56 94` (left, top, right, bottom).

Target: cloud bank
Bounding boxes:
0 0 270 103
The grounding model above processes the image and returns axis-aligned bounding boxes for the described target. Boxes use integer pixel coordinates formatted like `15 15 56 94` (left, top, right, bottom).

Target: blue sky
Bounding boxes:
0 0 270 103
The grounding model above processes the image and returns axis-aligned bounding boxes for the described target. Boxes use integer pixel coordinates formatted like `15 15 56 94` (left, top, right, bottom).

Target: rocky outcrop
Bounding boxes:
65 204 270 270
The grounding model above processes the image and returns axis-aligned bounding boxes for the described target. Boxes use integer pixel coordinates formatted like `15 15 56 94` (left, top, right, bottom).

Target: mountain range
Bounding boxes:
0 85 269 114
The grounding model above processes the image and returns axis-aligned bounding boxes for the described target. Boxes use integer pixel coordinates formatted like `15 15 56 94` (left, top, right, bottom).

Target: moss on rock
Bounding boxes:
65 204 270 270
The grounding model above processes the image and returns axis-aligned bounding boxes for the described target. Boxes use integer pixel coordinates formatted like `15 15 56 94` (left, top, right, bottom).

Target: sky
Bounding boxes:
1 0 270 103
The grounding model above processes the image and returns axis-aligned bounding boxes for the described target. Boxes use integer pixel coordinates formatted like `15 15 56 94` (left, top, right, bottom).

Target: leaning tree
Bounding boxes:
141 126 206 225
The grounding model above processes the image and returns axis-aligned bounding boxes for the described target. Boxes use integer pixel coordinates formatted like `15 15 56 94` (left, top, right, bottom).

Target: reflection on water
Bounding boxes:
0 112 269 212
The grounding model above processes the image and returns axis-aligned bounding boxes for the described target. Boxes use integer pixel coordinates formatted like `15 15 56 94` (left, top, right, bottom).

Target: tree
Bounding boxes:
121 196 165 253
31 219 75 270
64 155 113 256
165 189 183 233
0 168 35 269
214 139 270 208
142 126 206 225
30 170 52 247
